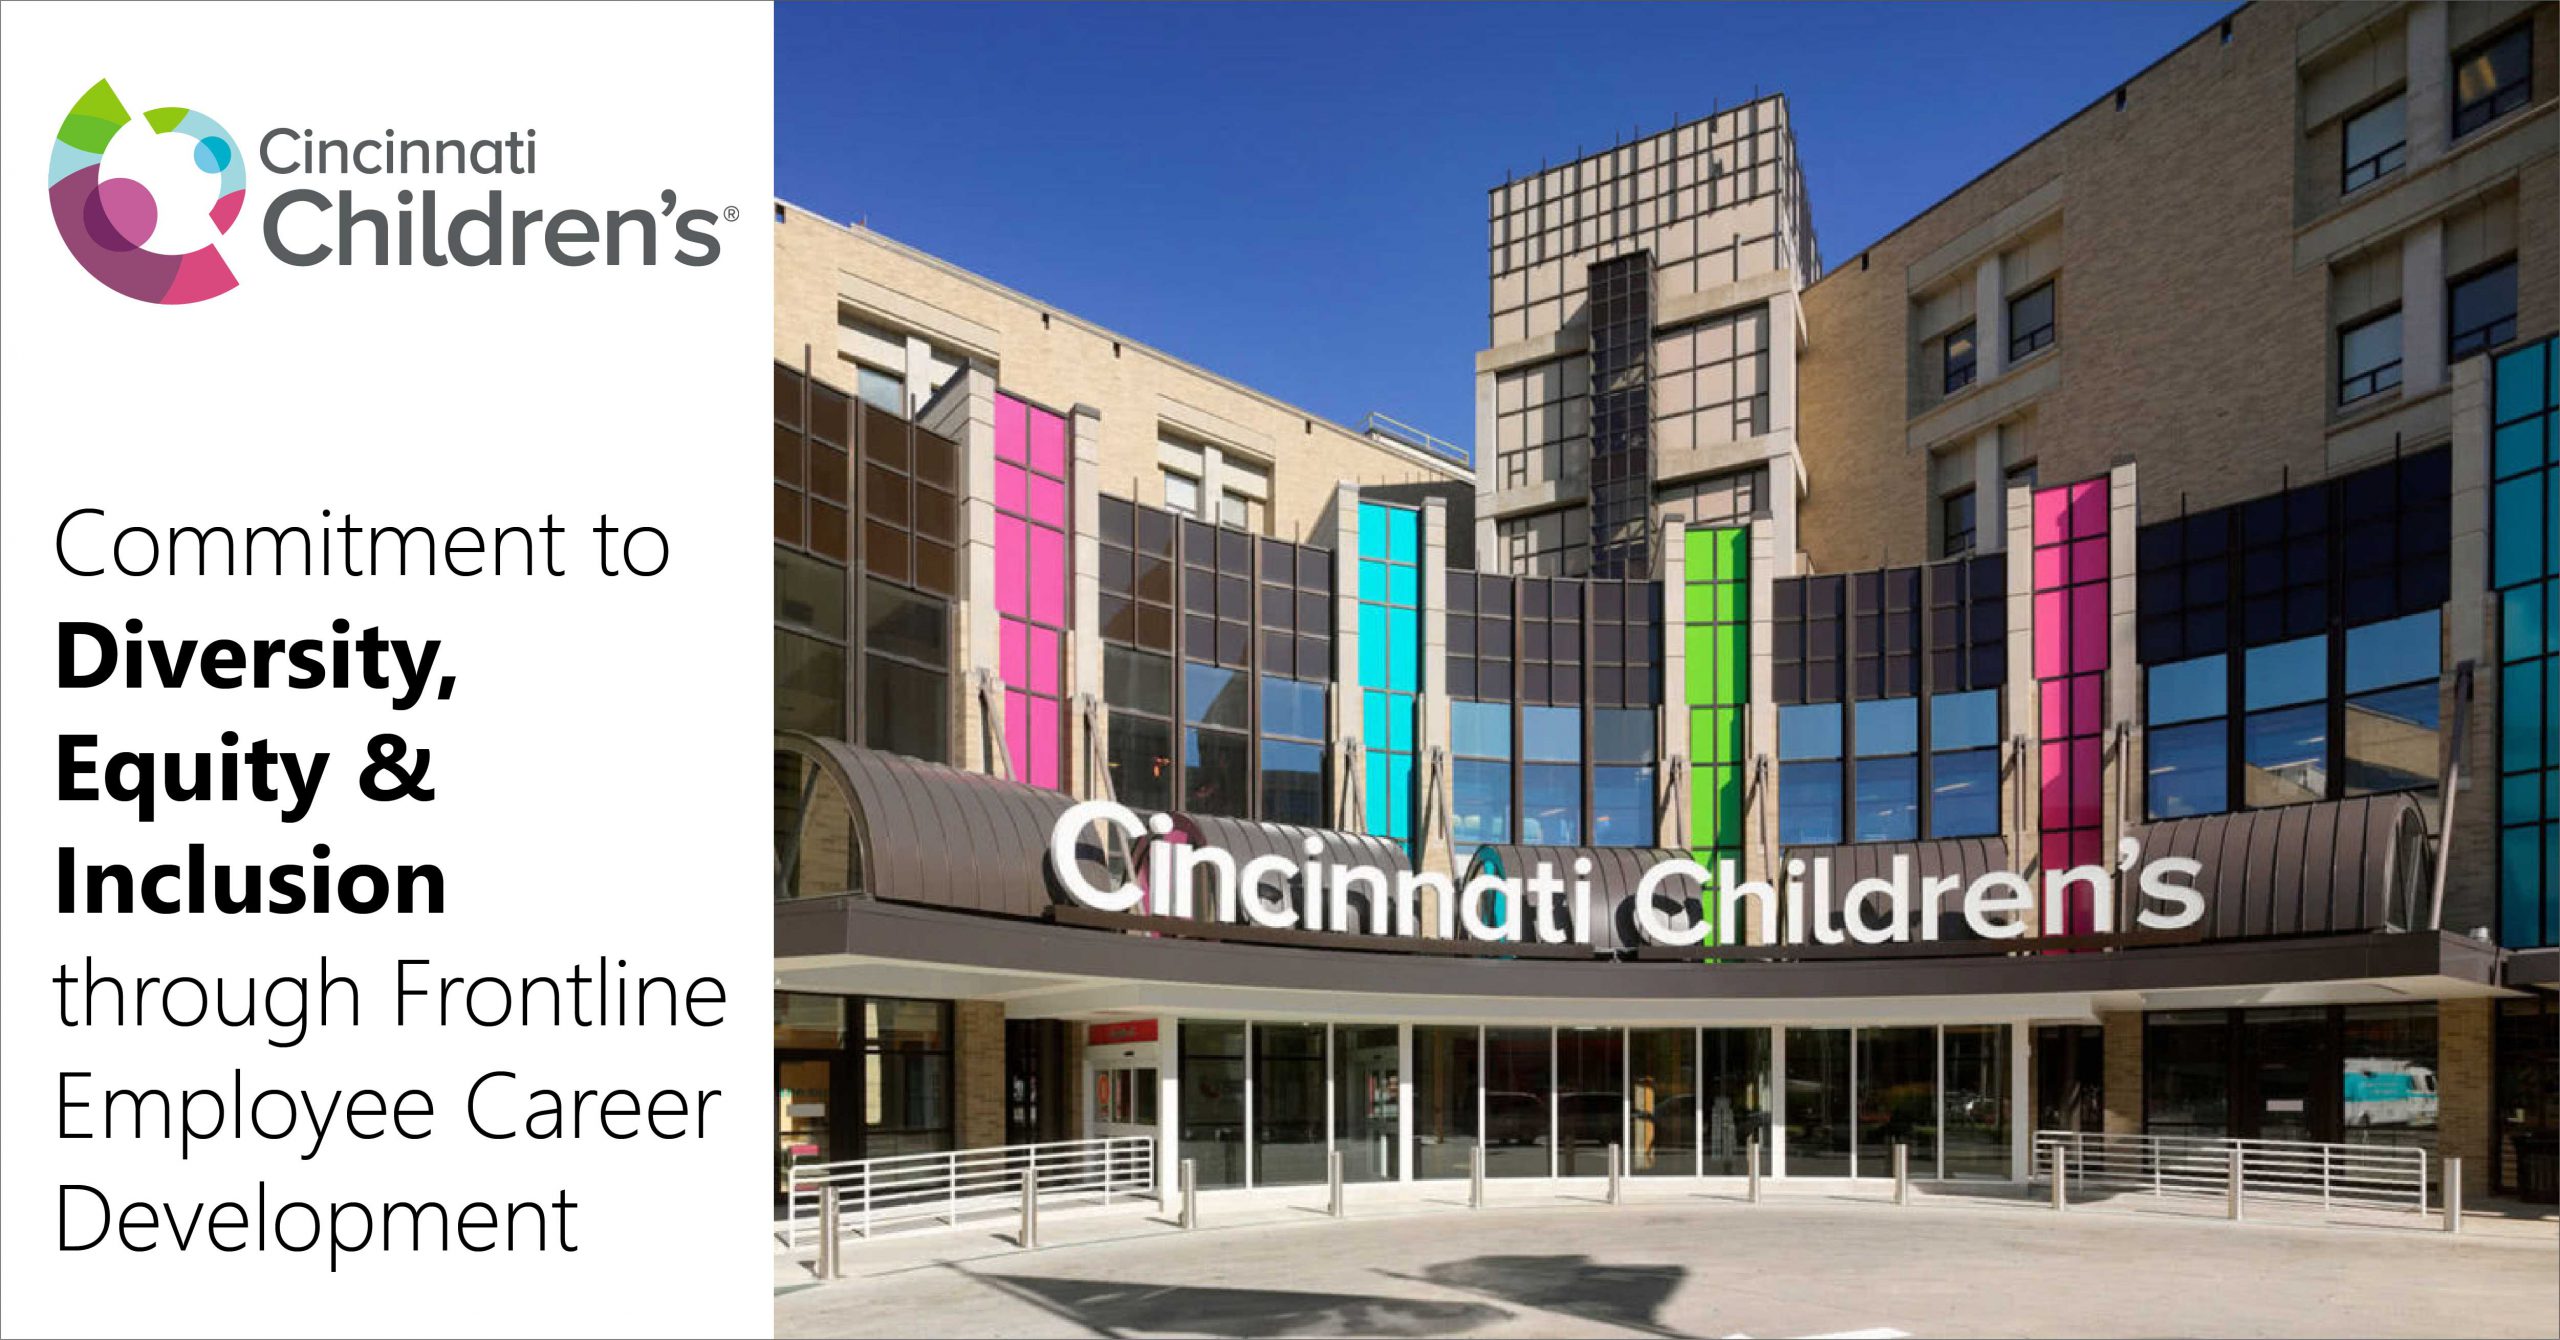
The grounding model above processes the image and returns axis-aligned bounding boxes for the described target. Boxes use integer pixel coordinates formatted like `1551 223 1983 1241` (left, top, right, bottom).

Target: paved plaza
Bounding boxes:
774 1183 2559 1338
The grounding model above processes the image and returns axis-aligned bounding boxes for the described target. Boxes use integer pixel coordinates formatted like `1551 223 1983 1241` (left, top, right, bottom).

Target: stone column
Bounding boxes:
2101 1011 2144 1136
1660 519 1691 850
1745 518 1780 943
1071 403 1106 797
954 999 1008 1151
1975 257 2009 382
2444 357 2499 935
1419 499 1454 886
2004 485 2039 873
2105 462 2142 916
2401 221 2448 400
2437 997 2494 1198
926 362 1001 773
1331 483 1364 833
2404 1 2451 171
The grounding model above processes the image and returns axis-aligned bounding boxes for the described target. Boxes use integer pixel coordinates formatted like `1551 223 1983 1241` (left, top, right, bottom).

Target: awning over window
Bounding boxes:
2132 793 2432 937
778 734 1107 917
1777 837 2011 940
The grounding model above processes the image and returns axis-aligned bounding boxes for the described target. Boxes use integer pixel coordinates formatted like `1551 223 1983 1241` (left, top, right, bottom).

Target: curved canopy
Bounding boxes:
1777 837 2011 939
1150 812 1411 932
2132 792 2431 937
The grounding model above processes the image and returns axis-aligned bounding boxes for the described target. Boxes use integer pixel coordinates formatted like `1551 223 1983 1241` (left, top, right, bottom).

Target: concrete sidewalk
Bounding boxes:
775 1179 2558 1338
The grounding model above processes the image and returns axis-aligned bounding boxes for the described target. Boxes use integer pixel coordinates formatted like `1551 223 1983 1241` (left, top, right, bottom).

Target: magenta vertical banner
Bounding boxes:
993 391 1071 789
2032 478 2108 935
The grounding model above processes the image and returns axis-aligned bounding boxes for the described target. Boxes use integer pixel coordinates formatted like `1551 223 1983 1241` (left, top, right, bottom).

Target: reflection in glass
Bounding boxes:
2341 1004 2437 1154
1779 760 1843 845
1253 1023 1327 1186
1411 1026 1480 1179
2148 720 2229 818
1853 756 1921 842
2344 683 2441 796
1453 759 1511 845
1522 764 1580 844
1629 1029 1697 1176
2243 704 2327 808
1943 1025 2010 1179
1484 1027 1554 1178
1592 766 1655 846
1858 1027 1938 1177
1180 1021 1247 1188
2144 1011 2230 1138
1702 1028 1772 1175
1785 1028 1853 1176
1556 1028 1624 1176
1335 1025 1401 1181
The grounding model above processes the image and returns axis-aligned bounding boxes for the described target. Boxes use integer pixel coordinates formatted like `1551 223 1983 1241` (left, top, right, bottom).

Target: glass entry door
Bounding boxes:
776 1052 840 1200
2240 1008 2337 1143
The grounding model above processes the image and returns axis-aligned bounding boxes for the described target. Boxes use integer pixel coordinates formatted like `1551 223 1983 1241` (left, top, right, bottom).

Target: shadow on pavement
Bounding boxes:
1396 1254 1689 1337
969 1270 1512 1338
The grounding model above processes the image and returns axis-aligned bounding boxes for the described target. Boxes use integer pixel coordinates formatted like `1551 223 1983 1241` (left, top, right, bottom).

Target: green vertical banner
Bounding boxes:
1683 527 1749 944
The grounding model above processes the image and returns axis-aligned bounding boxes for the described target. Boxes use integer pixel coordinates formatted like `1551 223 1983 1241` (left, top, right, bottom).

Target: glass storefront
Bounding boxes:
1484 1026 1554 1177
1253 1023 1328 1185
2145 1005 2440 1147
1857 1026 1938 1177
1629 1029 1696 1176
1412 1025 1480 1180
1335 1025 1401 1182
774 992 954 1199
1180 1021 1247 1188
1943 1024 2011 1179
2495 998 2558 1202
1556 1028 1624 1176
1785 1027 1854 1176
2033 1023 2104 1133
1701 1027 1771 1175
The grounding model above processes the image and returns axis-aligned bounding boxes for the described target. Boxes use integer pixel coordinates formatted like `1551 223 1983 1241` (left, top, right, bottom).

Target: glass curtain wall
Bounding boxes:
1785 1027 1854 1175
1253 1023 1328 1186
1335 1025 1400 1182
1857 1027 1938 1176
1180 1021 1247 1188
1556 1028 1625 1175
1702 1027 1771 1174
1942 1024 2010 1179
1412 1025 1481 1179
1629 1029 1697 1177
1484 1027 1554 1177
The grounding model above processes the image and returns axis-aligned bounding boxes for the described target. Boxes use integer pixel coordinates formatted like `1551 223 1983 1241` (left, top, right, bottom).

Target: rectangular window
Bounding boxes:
1179 1021 1247 1188
1943 323 1977 394
1941 487 1976 558
1778 702 1844 846
1451 699 1513 846
1784 1027 1853 1176
2450 260 2519 362
1411 1025 1481 1180
1484 1027 1553 1178
1700 1028 1771 1175
1852 698 1921 842
1163 469 1200 518
1929 689 2001 838
2490 339 2557 946
1357 502 1423 850
2341 95 2406 193
2343 610 2442 796
1943 1024 2011 1180
2339 308 2403 405
1183 661 1252 818
1685 527 1751 936
1260 676 1328 826
994 394 1071 791
2146 654 2230 819
2243 634 2330 809
1335 1025 1400 1182
1521 704 1582 844
863 998 953 1160
1592 707 1656 847
2007 282 2055 361
2453 22 2533 138
1252 1023 1327 1186
1629 1029 1696 1177
853 364 905 416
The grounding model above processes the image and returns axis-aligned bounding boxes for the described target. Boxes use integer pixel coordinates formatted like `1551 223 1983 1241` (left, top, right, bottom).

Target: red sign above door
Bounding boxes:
1087 1019 1158 1046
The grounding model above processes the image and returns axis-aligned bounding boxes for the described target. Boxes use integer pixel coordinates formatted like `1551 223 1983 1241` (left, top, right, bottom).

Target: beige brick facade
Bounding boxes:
2102 1011 2146 1135
2438 995 2495 1197
953 999 1007 1152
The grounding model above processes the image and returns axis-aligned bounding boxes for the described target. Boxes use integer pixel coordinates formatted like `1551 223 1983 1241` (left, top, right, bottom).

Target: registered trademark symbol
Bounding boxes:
723 206 739 222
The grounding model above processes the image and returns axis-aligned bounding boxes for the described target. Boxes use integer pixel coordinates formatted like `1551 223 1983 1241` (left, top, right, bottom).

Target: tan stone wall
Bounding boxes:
776 204 1470 544
953 999 1007 1152
2102 1011 2145 1135
1798 1 2558 577
2438 996 2494 1198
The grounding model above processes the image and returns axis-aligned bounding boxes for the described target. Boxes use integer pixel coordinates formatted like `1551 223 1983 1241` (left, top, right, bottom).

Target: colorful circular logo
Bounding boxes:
48 78 245 304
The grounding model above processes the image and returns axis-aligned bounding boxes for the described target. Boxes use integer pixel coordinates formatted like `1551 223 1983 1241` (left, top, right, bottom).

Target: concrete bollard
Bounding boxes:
1019 1169 1040 1249
2443 1157 2463 1235
1893 1142 1909 1206
1607 1143 1623 1205
1179 1157 1198 1230
1327 1149 1346 1218
1747 1136 1761 1204
2227 1148 2245 1221
818 1183 842 1279
1469 1143 1486 1209
2051 1148 2067 1212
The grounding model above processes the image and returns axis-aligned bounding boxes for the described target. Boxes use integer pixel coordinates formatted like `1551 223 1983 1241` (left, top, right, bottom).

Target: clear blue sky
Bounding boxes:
777 2 2235 457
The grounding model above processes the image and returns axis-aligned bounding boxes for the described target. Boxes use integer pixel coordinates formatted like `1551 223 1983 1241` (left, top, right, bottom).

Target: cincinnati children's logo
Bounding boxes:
48 79 245 305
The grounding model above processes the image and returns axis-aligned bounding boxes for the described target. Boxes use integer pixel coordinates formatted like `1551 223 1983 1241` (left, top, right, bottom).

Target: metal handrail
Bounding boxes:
2031 1129 2429 1215
784 1135 1157 1247
1356 412 1470 466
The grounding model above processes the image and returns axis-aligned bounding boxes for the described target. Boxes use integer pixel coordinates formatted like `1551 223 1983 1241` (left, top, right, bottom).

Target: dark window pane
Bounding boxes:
776 629 845 736
1109 711 1175 812
1260 739 1327 825
865 660 947 762
2450 261 2518 359
863 580 948 665
2007 282 2055 359
776 550 847 638
1183 726 1251 817
1593 708 1655 763
1106 645 1173 716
